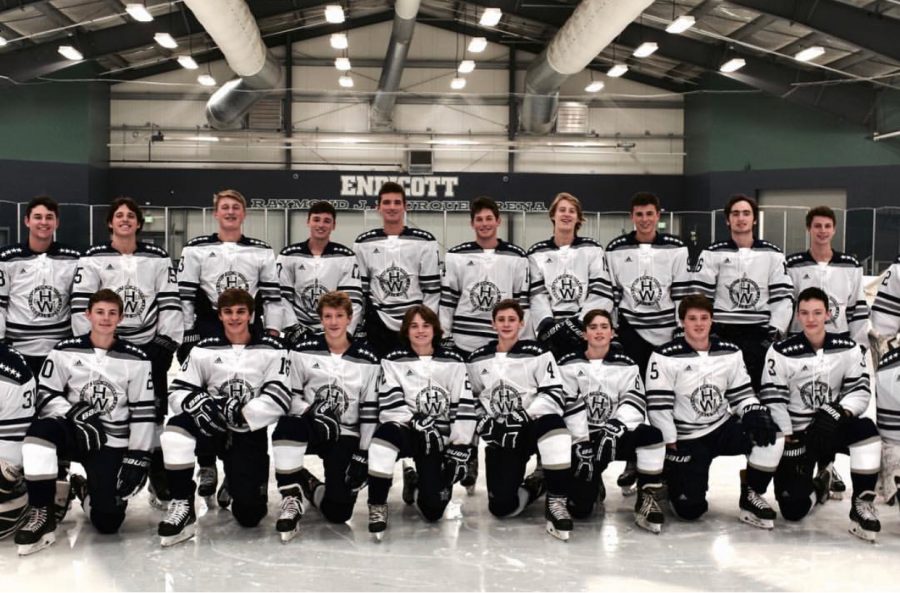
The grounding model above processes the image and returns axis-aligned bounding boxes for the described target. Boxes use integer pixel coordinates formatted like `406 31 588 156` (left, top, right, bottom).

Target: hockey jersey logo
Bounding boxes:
28 284 63 318
488 380 523 415
690 382 724 417
584 390 613 425
828 295 841 322
79 379 119 414
215 270 250 294
728 276 761 309
116 283 147 319
314 382 350 416
377 264 411 297
415 383 450 417
799 380 833 409
300 279 328 312
469 280 501 312
630 275 662 307
550 273 583 303
218 377 254 404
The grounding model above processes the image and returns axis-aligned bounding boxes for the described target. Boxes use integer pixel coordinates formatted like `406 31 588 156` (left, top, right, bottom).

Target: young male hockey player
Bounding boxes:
528 192 614 359
559 309 666 533
366 305 476 538
0 342 37 541
870 245 900 344
692 195 794 391
875 343 900 513
467 299 587 540
354 182 441 358
0 195 80 376
70 197 183 508
277 201 363 344
759 287 881 541
156 288 290 547
646 294 782 528
16 289 155 555
265 291 380 541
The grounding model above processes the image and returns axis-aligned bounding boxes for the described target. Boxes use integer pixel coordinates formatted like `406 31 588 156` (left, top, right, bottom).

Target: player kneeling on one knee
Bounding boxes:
157 289 291 547
646 295 782 528
559 309 667 533
760 287 880 541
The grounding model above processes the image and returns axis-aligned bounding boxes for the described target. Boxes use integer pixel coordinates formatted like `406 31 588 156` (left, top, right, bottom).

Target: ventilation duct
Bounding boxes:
370 0 421 130
183 0 283 130
521 0 654 134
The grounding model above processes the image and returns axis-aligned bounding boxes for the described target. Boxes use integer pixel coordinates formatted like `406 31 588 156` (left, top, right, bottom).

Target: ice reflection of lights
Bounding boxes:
602 524 619 552
711 534 734 565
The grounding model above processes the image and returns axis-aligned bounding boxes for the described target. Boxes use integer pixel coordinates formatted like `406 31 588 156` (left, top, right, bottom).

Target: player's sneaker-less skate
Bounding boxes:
635 484 665 534
158 498 196 547
298 468 324 508
849 491 880 543
545 494 573 541
739 484 776 530
460 452 478 495
368 503 388 541
275 488 303 543
618 460 637 496
813 463 843 504
401 466 418 505
15 506 56 556
197 465 218 507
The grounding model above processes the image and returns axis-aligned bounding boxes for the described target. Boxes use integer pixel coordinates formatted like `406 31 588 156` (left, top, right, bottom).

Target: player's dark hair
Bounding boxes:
492 299 524 321
218 288 255 311
582 309 614 330
400 305 443 350
805 205 835 228
25 195 59 218
308 200 337 222
106 196 145 233
630 192 660 213
470 196 500 222
316 290 353 318
88 288 123 314
678 294 714 320
724 194 758 223
797 287 830 310
378 181 406 204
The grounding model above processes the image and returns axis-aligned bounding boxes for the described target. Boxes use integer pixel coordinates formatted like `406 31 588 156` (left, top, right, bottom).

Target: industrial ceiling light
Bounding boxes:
197 73 216 86
339 74 354 88
125 3 154 22
58 45 83 61
177 55 199 69
0 35 7 47
468 37 487 53
458 59 475 73
153 32 177 48
585 80 605 93
794 46 825 62
335 57 351 71
450 77 466 90
719 57 745 73
324 5 345 24
607 63 628 77
330 33 348 49
479 7 502 27
633 42 658 58
665 15 695 34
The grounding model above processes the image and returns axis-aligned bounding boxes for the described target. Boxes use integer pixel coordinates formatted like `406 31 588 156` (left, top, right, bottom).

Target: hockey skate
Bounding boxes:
545 494 573 541
15 506 56 556
829 465 847 500
298 468 324 509
634 484 665 534
147 481 170 512
522 470 547 505
54 479 74 524
197 465 218 508
460 453 478 496
368 504 388 541
618 460 637 496
401 466 418 505
158 498 197 547
739 484 776 530
849 491 880 543
275 488 303 543
813 463 843 503
216 477 232 510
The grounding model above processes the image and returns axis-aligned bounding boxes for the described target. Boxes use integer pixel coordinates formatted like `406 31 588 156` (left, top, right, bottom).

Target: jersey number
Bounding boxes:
767 359 776 376
22 388 33 409
40 359 54 379
883 270 892 287
649 362 659 380
546 362 555 379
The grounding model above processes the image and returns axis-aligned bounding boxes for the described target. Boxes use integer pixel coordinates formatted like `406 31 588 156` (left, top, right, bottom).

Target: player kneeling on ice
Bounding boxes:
760 287 880 541
467 299 585 540
559 309 666 533
17 289 155 555
366 305 477 539
876 344 900 523
646 295 782 529
157 289 290 547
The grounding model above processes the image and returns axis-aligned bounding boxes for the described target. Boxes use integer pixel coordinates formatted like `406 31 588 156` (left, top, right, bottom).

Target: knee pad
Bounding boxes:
778 496 812 522
272 415 308 442
320 500 354 524
844 417 879 444
567 499 595 520
160 426 197 468
417 499 446 523
232 501 267 527
90 511 125 534
488 498 518 519
372 422 405 449
535 415 571 470
671 498 707 521
633 424 664 448
368 439 401 478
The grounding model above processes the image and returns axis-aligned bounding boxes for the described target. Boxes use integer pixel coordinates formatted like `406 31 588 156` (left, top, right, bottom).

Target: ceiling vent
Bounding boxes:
555 102 588 134
408 150 433 175
248 98 283 131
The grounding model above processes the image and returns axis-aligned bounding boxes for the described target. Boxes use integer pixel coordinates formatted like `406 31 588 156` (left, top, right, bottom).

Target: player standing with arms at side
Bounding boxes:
0 343 37 542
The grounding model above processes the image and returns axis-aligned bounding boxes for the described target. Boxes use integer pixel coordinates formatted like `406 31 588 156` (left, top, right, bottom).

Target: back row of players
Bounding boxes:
1 185 899 552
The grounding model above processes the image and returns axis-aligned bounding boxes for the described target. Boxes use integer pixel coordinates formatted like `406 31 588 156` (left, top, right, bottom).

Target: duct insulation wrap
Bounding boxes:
371 0 421 129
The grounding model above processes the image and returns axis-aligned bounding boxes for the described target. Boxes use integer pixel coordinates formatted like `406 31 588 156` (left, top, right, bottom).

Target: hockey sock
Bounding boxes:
745 466 773 493
368 476 391 505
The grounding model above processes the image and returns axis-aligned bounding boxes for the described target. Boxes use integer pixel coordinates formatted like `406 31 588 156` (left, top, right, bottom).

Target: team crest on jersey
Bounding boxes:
301 279 328 312
415 384 450 417
315 383 350 416
377 264 411 297
28 284 63 319
690 382 724 418
79 379 118 414
827 295 841 322
584 390 613 425
488 380 523 416
630 275 662 307
218 377 254 404
550 273 583 303
116 283 147 319
800 380 833 409
727 276 760 309
215 271 250 294
469 280 501 312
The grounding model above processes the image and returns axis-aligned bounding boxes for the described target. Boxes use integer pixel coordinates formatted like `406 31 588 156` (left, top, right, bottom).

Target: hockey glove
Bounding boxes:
151 333 180 355
573 441 596 482
741 403 779 447
596 419 627 469
66 401 107 454
283 324 312 347
223 398 247 431
412 414 445 456
0 459 23 495
805 402 845 461
116 450 150 498
345 450 369 493
182 391 227 437
308 400 341 444
498 409 531 449
475 416 503 448
440 336 458 353
444 444 473 484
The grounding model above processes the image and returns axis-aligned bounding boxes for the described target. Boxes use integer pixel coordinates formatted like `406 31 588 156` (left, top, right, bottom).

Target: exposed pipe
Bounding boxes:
521 0 654 134
183 0 283 130
370 0 421 130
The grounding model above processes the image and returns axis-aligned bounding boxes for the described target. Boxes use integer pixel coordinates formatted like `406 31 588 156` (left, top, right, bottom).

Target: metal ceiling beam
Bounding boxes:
729 14 778 41
33 1 76 29
826 49 875 70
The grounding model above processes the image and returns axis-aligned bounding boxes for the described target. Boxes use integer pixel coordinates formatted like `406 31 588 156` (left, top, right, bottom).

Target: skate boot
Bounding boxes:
813 463 841 504
849 491 880 543
402 466 418 505
147 454 171 511
15 506 56 556
275 488 303 543
634 483 666 534
158 498 197 547
545 494 573 541
618 460 637 496
368 503 388 541
460 452 478 496
830 465 847 500
739 484 776 530
522 470 547 505
54 479 75 524
298 468 324 509
197 465 218 508
216 477 232 510
147 481 170 512
70 473 87 505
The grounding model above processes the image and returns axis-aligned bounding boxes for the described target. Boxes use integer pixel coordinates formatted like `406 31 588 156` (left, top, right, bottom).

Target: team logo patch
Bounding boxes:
550 273 583 304
28 284 63 318
116 283 147 319
314 383 350 416
584 390 613 425
690 383 724 418
727 276 760 309
415 384 450 417
218 377 254 405
827 295 841 323
799 380 833 409
630 275 662 307
488 380 523 416
215 271 250 294
79 379 118 414
469 280 501 312
301 279 328 313
377 264 411 297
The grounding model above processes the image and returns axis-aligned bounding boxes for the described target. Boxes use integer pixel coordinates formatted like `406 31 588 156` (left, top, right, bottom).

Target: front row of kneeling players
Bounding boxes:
3 284 888 554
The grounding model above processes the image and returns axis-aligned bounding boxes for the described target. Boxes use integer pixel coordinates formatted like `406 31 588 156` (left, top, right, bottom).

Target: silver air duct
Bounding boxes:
370 0 421 130
183 0 283 130
521 0 654 134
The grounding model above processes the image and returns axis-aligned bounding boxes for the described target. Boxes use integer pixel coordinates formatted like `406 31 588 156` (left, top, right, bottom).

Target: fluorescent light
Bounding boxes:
450 77 466 90
125 3 154 22
338 74 354 88
188 136 219 142
719 58 746 73
335 57 351 71
154 32 177 49
479 7 502 27
324 5 345 24
177 55 198 70
665 15 695 34
330 33 348 49
468 37 487 53
0 35 7 47
458 60 475 73
58 45 83 61
197 74 216 86
794 46 825 62
607 63 628 77
633 42 658 58
585 80 605 93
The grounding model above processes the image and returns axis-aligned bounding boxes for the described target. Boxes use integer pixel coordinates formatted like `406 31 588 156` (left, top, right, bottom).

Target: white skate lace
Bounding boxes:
640 491 662 516
547 496 571 520
23 507 48 532
369 504 388 523
745 489 771 511
163 499 191 525
279 496 303 520
853 496 877 521
197 467 216 488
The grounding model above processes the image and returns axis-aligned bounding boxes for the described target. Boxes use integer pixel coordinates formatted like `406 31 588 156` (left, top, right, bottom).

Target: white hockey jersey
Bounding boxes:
0 343 36 467
527 236 614 333
440 240 530 353
177 234 283 331
646 338 757 444
558 350 647 437
170 335 290 433
71 242 183 346
0 242 80 356
871 257 900 338
786 251 868 343
354 227 441 332
692 239 794 332
378 347 477 446
276 240 363 334
36 336 155 451
875 347 900 444
759 333 869 435
605 232 692 346
466 340 588 442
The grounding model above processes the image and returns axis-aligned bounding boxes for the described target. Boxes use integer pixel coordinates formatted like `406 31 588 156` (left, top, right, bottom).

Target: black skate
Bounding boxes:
216 477 232 510
739 484 776 530
54 479 75 524
813 463 842 504
368 503 388 541
618 460 637 496
849 491 880 543
158 498 196 547
545 494 573 541
15 506 56 556
635 484 666 534
402 466 418 505
197 465 218 508
298 468 324 509
522 470 547 505
460 452 478 496
275 488 303 543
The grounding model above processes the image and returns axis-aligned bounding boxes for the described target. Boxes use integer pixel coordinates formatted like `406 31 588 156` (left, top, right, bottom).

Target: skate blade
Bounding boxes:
829 491 844 501
279 527 299 543
160 524 196 548
370 531 385 542
849 524 877 543
621 485 636 497
739 512 774 530
635 517 662 534
17 532 56 556
546 521 570 541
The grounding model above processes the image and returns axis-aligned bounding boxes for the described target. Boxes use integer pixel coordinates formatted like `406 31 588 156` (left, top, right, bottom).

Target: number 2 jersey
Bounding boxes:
0 343 36 467
871 256 900 338
875 347 900 444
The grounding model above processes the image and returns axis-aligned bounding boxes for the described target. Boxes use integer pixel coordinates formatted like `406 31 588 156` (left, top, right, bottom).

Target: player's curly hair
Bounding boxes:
400 305 443 350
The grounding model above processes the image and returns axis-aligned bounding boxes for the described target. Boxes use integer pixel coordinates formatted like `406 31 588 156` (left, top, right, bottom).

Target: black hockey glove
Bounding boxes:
307 400 341 444
805 402 845 461
538 318 583 354
66 401 107 454
475 416 503 448
573 441 596 482
182 391 227 437
345 450 369 493
152 333 180 355
116 450 150 498
412 414 445 456
498 410 531 449
223 398 247 431
176 329 201 364
283 324 313 347
596 419 626 469
444 444 473 484
440 336 458 353
741 403 778 447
